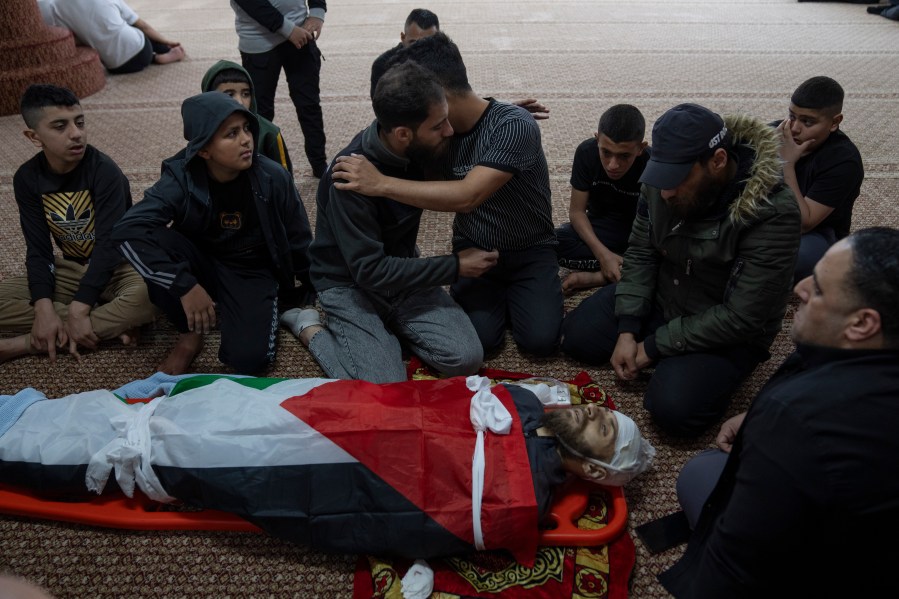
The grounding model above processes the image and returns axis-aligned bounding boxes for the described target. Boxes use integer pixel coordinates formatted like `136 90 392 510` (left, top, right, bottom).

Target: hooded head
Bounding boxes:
201 60 258 114
181 91 259 164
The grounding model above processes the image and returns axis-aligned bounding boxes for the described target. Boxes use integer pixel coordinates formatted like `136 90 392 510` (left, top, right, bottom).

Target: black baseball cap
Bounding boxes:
640 103 728 190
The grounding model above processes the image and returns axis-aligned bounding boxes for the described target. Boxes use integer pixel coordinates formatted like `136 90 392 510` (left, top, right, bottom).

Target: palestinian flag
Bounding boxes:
0 375 542 564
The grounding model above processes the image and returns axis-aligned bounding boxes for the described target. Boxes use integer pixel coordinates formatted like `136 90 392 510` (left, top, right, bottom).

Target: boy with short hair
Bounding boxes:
0 84 156 364
775 76 864 280
556 104 649 294
112 91 314 375
201 60 293 173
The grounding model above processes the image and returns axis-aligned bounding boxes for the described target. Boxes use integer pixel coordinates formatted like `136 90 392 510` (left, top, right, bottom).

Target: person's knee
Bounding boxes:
643 387 718 437
431 342 483 377
561 309 616 365
513 325 560 357
221 341 273 375
120 282 158 325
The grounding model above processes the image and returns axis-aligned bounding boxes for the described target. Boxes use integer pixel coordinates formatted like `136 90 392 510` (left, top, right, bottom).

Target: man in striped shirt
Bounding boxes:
333 32 562 358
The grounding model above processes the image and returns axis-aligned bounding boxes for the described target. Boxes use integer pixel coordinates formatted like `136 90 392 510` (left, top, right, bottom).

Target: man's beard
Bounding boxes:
406 136 450 174
539 409 594 459
667 173 725 219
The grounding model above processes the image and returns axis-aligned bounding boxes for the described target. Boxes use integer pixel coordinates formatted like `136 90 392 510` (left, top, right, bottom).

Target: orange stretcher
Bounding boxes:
0 477 626 547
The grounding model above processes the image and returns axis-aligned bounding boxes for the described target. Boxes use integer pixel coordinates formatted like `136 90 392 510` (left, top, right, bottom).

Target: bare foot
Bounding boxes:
153 45 185 65
562 271 608 295
118 327 140 347
157 332 203 375
0 334 36 364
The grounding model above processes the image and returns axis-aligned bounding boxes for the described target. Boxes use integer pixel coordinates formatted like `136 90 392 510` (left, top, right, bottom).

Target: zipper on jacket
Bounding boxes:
686 259 693 276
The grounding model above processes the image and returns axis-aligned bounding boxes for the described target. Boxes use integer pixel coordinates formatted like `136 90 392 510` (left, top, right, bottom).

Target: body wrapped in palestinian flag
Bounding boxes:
0 375 567 565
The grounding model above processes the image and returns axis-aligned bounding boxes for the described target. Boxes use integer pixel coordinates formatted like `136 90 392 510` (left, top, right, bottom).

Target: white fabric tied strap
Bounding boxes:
467 375 512 551
85 396 176 503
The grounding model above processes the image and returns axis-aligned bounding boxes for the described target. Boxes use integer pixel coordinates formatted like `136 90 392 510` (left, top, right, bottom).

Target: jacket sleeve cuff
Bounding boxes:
170 271 199 299
643 335 661 361
72 286 101 308
617 316 642 336
278 19 294 38
29 287 54 305
308 7 326 21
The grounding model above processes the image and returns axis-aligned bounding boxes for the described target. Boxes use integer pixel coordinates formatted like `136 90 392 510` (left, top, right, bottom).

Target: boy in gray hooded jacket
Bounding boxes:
112 91 313 375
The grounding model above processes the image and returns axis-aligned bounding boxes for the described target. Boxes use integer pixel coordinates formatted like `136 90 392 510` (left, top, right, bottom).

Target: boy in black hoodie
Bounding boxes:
112 91 313 375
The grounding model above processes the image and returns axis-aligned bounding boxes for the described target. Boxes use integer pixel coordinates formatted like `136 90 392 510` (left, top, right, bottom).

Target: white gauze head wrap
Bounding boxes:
558 410 656 486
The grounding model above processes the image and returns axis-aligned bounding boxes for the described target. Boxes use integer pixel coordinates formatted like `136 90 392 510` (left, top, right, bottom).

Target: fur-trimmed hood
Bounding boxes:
724 113 783 224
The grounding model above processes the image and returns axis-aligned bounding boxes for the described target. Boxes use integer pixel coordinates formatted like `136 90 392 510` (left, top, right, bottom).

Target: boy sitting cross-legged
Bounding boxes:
556 104 650 294
0 84 156 364
112 91 314 375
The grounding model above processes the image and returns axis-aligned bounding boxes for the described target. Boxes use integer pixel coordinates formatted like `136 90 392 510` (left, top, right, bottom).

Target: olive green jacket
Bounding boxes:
615 114 801 358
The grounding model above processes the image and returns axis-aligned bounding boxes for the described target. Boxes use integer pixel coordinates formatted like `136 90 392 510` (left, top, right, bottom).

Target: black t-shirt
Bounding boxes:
570 138 650 226
794 129 863 239
202 172 269 269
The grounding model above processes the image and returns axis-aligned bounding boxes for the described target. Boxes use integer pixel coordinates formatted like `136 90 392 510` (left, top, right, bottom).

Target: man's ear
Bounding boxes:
197 147 210 160
23 129 42 149
579 460 608 482
846 308 882 343
391 125 413 146
710 147 729 172
830 113 843 132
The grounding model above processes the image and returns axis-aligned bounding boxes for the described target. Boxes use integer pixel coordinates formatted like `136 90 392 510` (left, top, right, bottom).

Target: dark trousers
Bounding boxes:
562 284 766 436
108 36 170 74
140 229 280 374
451 246 563 357
241 41 326 169
795 227 836 283
554 220 630 270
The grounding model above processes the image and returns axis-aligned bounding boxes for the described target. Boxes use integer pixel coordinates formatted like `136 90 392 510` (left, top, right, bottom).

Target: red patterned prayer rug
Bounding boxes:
352 362 636 599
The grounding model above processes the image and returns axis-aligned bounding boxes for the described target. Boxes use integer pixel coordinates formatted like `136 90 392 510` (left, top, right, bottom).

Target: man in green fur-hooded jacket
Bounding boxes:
563 103 800 437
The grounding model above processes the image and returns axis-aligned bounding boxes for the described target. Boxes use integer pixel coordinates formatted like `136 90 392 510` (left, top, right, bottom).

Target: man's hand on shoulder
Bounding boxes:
512 98 550 120
332 154 387 196
31 298 67 363
302 16 323 40
457 248 499 278
65 300 100 361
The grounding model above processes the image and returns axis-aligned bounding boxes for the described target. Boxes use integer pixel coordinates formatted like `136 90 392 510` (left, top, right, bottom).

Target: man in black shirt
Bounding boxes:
369 8 439 99
775 76 864 281
660 227 899 597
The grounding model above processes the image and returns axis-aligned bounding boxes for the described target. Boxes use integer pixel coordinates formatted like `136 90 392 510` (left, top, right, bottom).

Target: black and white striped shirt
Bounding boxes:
448 100 556 251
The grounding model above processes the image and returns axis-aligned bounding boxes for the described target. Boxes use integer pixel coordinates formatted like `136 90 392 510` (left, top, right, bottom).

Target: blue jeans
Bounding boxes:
309 285 483 383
